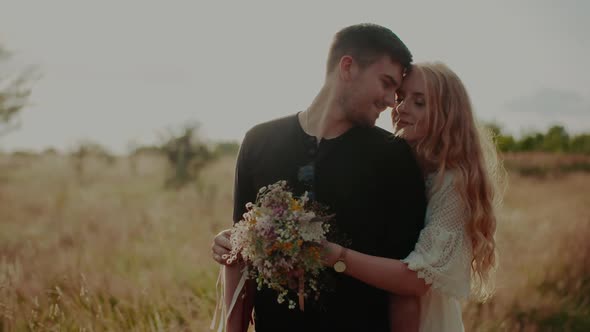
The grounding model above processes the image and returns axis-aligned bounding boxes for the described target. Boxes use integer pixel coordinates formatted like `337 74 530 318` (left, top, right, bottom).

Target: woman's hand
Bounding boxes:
321 240 342 267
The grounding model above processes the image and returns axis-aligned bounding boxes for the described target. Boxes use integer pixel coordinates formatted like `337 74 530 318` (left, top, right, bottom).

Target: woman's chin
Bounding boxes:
393 127 405 137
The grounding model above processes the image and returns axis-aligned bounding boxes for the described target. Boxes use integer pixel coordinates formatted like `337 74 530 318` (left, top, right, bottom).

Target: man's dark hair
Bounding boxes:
327 23 413 75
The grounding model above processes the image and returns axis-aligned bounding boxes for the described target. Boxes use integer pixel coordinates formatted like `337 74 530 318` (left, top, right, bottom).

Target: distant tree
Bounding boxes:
485 122 589 153
484 122 517 152
496 135 517 152
570 134 590 154
130 145 162 156
213 141 240 157
159 122 214 188
0 45 38 137
70 140 115 180
516 132 545 151
541 125 569 152
42 148 59 156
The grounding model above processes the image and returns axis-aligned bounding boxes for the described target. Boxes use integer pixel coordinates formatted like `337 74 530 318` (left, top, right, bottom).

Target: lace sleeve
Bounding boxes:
401 172 472 299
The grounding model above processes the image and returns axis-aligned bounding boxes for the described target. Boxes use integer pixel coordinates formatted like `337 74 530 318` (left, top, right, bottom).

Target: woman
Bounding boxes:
321 62 504 331
212 62 504 331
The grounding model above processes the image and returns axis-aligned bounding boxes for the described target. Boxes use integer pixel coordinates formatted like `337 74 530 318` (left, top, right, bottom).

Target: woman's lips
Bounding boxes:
397 120 413 127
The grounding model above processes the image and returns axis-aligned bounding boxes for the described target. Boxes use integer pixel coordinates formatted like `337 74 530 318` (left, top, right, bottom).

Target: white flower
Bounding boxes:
255 215 273 234
300 211 316 222
299 220 326 242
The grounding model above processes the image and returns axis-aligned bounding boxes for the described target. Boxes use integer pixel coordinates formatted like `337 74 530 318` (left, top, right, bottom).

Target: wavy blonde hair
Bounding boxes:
406 62 505 301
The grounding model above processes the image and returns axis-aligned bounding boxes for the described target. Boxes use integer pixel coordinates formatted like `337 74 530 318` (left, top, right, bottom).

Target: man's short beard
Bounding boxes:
347 107 374 128
339 90 376 128
338 96 360 125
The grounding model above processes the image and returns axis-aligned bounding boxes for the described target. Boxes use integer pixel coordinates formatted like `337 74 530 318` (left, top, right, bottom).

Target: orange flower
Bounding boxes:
307 246 321 260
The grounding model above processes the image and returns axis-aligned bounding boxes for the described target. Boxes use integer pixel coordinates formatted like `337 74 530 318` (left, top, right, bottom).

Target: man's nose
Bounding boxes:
384 93 397 107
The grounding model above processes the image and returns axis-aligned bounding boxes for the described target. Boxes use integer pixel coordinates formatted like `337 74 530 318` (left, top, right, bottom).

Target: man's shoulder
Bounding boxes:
245 113 299 140
357 127 420 175
361 126 411 152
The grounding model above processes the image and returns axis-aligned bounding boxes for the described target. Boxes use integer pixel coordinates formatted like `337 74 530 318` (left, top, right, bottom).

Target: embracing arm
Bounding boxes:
324 171 472 299
324 243 430 296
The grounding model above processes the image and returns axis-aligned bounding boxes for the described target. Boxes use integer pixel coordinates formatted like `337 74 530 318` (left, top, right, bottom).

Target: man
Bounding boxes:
212 23 426 332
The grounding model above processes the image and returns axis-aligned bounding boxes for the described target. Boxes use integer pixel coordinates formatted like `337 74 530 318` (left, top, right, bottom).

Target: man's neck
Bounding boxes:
300 84 354 141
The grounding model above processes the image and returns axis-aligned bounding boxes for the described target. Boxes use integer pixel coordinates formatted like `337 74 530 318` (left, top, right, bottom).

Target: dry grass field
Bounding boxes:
1 152 588 331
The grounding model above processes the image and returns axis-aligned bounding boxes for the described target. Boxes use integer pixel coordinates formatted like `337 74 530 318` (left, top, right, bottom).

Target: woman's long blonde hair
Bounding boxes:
409 62 505 301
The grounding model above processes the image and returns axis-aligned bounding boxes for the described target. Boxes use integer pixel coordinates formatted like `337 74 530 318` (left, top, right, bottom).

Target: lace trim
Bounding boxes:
402 254 470 299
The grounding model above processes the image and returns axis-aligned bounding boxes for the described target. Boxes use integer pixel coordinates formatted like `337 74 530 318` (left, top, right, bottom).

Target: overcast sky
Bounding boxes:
1 0 588 153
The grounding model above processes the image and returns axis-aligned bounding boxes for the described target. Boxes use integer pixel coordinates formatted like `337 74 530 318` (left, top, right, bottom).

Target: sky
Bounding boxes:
1 0 589 153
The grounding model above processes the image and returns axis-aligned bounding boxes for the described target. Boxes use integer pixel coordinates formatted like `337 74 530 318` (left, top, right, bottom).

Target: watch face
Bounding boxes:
334 261 346 273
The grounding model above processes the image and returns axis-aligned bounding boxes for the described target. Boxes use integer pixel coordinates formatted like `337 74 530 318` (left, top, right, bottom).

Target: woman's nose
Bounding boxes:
395 100 405 114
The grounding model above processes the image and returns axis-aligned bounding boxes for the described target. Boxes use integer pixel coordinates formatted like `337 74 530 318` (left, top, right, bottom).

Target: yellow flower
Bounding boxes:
291 198 302 211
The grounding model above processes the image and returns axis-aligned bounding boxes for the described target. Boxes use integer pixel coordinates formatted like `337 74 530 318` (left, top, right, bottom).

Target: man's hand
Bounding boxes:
211 229 233 265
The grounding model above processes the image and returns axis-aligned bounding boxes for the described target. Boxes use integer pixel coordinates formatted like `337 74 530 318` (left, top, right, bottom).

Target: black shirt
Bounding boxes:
233 113 426 332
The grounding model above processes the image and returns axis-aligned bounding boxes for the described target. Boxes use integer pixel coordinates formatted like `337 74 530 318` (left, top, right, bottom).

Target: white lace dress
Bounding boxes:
401 172 472 332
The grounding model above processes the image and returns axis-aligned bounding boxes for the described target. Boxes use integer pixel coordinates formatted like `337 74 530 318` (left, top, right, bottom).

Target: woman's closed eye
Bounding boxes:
415 98 426 107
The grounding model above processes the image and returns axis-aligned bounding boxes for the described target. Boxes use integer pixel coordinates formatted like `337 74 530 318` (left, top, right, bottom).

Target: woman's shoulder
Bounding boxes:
425 169 457 192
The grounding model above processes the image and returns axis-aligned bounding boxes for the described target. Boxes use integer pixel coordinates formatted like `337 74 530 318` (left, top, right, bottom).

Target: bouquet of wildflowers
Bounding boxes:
224 180 332 311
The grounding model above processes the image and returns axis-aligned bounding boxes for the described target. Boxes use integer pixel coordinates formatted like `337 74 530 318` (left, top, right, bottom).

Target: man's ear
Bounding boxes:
338 55 357 82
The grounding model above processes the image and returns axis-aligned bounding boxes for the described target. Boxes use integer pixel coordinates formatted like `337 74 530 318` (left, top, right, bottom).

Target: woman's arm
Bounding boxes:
323 242 430 296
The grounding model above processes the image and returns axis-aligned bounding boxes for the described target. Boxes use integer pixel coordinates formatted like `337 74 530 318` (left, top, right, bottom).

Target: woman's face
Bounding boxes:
392 70 428 143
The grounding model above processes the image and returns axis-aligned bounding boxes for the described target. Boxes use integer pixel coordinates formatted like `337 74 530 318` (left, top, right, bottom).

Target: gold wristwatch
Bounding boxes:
333 246 348 273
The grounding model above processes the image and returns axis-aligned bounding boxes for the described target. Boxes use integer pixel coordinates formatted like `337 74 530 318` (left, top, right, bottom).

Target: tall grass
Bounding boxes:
0 152 588 331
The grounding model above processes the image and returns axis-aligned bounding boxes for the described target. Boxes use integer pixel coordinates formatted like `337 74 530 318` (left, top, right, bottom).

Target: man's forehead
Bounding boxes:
372 57 404 80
